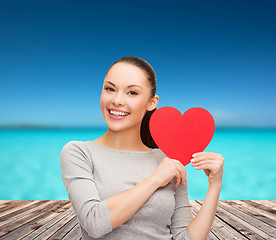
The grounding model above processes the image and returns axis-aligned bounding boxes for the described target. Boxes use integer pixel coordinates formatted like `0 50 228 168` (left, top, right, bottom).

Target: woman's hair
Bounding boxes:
106 56 158 149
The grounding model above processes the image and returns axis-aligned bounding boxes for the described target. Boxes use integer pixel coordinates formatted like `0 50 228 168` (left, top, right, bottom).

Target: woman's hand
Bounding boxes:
191 152 224 186
151 157 187 188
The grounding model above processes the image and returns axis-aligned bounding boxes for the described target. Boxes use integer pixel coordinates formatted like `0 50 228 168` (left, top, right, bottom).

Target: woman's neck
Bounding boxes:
94 127 151 152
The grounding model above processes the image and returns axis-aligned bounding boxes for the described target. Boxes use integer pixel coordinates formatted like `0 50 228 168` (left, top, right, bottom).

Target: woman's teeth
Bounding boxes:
109 110 129 116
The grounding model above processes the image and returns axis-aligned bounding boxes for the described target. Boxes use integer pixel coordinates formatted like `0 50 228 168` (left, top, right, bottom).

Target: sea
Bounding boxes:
0 127 275 200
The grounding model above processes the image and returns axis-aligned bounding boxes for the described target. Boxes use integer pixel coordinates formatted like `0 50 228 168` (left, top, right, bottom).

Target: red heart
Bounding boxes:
149 107 215 166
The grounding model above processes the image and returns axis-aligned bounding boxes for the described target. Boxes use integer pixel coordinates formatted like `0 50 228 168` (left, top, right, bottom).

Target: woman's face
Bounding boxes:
100 62 157 132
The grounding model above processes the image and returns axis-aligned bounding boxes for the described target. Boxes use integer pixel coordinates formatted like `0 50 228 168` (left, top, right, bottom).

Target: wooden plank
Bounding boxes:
0 200 55 228
0 201 35 215
243 200 276 215
194 200 247 239
0 201 10 207
233 200 276 222
61 223 82 240
27 208 76 240
0 201 38 218
0 201 69 240
21 202 73 240
0 201 43 222
217 200 275 239
222 200 276 226
47 216 79 240
0 200 20 211
252 200 276 211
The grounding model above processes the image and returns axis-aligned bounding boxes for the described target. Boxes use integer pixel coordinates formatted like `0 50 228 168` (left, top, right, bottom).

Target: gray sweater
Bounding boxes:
60 140 193 240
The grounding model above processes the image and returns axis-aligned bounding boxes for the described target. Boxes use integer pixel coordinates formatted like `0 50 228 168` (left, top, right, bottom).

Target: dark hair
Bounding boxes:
106 56 158 149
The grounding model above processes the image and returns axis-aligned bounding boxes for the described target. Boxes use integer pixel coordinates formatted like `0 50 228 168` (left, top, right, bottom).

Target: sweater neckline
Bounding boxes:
89 141 155 154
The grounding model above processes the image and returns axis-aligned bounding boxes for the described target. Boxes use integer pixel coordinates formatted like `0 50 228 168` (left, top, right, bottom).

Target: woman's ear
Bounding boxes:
147 95 159 111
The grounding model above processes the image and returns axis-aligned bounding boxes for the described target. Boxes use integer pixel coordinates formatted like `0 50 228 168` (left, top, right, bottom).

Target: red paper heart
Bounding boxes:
149 107 215 166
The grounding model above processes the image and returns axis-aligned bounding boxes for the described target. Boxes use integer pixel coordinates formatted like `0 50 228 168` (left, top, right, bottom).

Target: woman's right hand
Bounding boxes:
151 157 188 188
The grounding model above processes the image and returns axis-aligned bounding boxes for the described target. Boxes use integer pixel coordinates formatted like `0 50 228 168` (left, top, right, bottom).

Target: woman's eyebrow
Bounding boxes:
105 80 143 89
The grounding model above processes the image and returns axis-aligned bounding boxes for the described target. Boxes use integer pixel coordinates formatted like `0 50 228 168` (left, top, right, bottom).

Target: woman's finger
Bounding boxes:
191 159 219 167
174 171 181 188
194 163 214 170
191 155 219 162
176 162 187 185
174 160 187 186
193 152 219 157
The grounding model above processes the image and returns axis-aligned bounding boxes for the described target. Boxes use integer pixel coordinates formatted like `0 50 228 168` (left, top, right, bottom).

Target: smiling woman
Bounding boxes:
60 56 222 240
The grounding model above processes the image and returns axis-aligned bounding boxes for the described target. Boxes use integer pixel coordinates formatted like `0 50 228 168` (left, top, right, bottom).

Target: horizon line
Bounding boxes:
0 124 276 130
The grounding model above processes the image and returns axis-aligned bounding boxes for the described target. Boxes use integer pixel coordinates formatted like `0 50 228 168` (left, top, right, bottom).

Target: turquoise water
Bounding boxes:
0 128 275 200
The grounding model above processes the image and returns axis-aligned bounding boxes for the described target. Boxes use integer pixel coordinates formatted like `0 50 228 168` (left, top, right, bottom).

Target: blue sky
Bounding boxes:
0 0 275 127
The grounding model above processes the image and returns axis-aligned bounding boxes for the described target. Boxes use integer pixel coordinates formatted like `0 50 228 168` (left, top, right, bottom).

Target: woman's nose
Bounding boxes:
112 92 125 106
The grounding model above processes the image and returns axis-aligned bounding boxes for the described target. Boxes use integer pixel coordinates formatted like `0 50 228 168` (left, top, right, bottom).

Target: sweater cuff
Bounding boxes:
184 228 192 240
102 198 113 233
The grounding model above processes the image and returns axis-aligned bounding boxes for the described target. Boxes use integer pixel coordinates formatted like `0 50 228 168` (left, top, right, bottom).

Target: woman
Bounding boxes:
60 56 224 240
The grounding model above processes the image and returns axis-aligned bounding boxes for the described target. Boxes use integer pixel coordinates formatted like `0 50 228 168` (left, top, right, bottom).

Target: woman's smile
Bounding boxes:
108 108 131 120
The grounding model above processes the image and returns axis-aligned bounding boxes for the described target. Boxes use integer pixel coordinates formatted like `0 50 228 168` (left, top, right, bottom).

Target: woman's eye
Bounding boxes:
105 87 114 91
129 91 138 95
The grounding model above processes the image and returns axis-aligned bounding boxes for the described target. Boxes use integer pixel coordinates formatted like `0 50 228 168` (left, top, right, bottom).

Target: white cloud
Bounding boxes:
209 109 236 120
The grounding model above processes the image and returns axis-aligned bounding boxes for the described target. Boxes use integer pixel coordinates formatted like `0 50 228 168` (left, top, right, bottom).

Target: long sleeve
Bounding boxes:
170 180 193 240
60 141 113 238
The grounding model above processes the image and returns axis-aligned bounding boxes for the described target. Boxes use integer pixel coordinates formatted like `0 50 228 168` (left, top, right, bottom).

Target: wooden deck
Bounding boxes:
0 200 275 239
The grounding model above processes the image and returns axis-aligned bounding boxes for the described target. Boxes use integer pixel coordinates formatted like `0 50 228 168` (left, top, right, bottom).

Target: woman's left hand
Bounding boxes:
190 152 224 186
